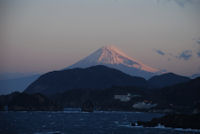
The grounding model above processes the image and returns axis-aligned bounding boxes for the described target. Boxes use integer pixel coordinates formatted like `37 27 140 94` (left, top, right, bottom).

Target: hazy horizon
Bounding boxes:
1 0 200 76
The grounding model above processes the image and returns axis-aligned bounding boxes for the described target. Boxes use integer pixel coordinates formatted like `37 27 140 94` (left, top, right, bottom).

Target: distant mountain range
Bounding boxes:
1 64 199 113
190 73 200 79
25 65 191 96
66 45 161 79
0 75 40 95
25 65 147 96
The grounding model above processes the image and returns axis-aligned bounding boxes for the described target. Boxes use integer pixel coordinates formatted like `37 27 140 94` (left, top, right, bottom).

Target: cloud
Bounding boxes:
195 37 200 57
197 40 200 45
154 49 165 56
178 50 192 60
173 0 192 7
156 0 198 8
197 51 200 57
154 48 195 61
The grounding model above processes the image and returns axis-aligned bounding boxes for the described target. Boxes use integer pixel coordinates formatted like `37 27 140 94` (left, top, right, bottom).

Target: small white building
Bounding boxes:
114 93 131 102
132 102 157 109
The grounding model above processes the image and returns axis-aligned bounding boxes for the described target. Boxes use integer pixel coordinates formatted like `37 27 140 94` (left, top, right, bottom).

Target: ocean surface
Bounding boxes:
0 108 199 134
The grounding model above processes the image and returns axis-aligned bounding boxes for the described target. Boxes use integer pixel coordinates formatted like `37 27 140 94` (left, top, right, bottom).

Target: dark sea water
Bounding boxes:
0 109 200 134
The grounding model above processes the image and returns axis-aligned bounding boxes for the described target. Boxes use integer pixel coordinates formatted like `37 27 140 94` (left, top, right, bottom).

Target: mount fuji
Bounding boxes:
66 45 160 79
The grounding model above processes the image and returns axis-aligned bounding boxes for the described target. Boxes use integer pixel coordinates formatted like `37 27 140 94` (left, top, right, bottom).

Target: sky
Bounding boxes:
1 0 200 76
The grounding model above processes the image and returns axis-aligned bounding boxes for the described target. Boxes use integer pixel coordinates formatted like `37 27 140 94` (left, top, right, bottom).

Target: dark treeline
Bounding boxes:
0 92 63 111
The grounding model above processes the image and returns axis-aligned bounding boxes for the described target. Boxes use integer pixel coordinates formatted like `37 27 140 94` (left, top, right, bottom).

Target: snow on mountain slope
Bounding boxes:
66 45 160 79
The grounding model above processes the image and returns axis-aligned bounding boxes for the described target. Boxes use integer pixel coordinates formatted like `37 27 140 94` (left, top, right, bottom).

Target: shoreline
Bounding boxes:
0 109 165 115
1 111 199 132
126 125 200 132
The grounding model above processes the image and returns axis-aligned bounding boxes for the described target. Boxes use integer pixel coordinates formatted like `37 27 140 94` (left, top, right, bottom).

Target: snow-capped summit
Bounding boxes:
66 45 160 79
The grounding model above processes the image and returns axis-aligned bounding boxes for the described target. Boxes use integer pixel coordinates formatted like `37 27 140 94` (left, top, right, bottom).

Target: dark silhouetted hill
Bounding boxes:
25 65 147 96
148 73 190 88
